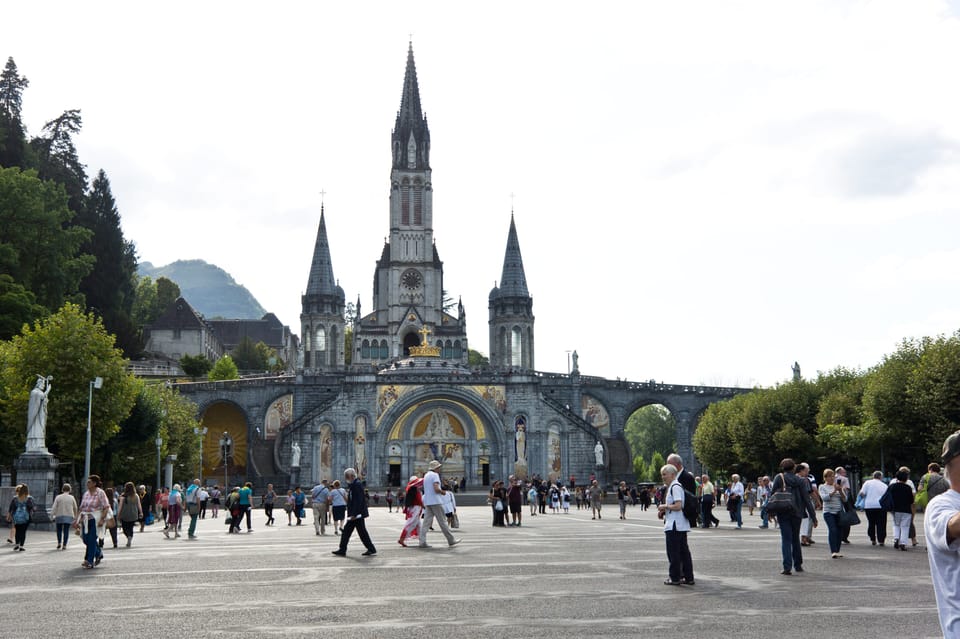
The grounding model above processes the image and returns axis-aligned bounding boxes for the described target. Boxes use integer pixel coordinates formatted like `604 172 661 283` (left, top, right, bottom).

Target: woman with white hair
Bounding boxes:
657 464 694 586
859 470 890 546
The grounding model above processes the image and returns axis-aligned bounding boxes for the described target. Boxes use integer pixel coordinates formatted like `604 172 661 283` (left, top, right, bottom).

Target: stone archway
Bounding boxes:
198 400 250 480
375 386 507 489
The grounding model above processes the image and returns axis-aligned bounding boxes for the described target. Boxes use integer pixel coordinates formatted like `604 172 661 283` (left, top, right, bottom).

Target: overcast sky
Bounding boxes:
7 1 960 387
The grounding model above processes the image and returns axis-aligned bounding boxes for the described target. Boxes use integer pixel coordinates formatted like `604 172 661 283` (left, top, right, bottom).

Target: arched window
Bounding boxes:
361 339 370 359
303 331 311 351
379 340 388 359
413 180 423 225
401 178 410 225
443 340 452 359
453 340 462 359
511 327 523 367
316 326 326 352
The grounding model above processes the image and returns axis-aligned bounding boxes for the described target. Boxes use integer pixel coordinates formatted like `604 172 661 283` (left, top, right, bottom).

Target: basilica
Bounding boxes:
177 45 742 490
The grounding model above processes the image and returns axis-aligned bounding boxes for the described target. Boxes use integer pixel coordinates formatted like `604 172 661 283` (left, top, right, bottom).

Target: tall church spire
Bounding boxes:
305 205 339 296
392 42 430 170
496 214 529 298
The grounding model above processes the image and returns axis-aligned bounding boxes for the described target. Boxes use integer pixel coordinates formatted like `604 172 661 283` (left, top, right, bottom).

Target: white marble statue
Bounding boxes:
594 440 604 466
291 441 301 467
26 375 53 453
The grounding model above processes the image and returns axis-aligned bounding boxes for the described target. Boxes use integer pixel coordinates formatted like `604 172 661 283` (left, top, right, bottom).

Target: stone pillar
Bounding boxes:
674 409 698 476
14 452 58 531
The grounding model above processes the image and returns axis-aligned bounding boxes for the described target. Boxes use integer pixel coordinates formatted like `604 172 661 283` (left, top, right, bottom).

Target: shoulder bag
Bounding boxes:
765 474 799 517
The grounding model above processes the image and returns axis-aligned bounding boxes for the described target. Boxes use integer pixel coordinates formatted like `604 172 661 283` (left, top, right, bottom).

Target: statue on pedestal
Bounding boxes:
572 350 579 373
291 441 301 468
594 440 604 467
26 375 53 453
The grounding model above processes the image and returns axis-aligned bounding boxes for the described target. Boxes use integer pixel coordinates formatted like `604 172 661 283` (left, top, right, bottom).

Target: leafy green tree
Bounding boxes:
468 349 489 367
208 355 239 381
75 169 139 355
0 166 93 311
230 337 278 372
692 398 737 471
0 57 29 168
180 354 212 380
624 404 676 463
100 381 199 486
860 339 926 469
649 451 666 483
0 303 138 467
0 274 46 340
907 333 960 456
633 455 647 482
155 277 180 314
131 275 181 328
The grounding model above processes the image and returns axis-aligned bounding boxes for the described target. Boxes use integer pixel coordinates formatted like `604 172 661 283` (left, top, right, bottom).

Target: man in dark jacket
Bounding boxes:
332 468 377 557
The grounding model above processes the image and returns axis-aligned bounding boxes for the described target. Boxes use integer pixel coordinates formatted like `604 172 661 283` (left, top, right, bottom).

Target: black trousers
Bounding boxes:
338 516 375 553
701 498 719 527
865 508 887 543
665 529 694 582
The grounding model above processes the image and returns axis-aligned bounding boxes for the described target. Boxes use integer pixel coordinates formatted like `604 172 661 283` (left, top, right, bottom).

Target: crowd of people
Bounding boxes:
14 434 960 637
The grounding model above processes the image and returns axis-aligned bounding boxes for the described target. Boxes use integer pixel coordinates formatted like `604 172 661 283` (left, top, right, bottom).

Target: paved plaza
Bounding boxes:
0 502 944 638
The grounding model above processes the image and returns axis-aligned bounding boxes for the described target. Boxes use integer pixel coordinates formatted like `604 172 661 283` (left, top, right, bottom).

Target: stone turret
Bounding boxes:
489 214 535 369
300 206 345 369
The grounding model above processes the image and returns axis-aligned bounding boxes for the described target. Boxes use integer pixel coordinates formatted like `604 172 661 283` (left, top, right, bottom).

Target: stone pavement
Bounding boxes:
0 503 944 638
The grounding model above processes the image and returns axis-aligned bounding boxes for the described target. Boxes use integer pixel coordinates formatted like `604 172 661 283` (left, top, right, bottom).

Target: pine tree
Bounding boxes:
31 109 87 212
0 57 29 168
76 169 139 355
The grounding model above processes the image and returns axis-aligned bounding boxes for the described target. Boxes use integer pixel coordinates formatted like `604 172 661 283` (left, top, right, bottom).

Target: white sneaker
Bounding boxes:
449 539 461 547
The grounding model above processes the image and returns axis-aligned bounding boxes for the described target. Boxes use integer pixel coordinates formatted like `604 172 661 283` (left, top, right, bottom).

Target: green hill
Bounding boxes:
139 259 267 319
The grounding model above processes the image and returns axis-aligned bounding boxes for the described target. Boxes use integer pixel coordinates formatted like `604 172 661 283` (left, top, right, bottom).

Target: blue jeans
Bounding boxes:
778 515 803 571
82 519 102 565
823 511 840 553
56 523 71 545
734 501 743 527
760 503 769 527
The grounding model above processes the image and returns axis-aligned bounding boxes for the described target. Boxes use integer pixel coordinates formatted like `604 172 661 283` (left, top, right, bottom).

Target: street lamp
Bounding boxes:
219 431 232 489
194 426 208 484
84 377 103 480
155 436 162 493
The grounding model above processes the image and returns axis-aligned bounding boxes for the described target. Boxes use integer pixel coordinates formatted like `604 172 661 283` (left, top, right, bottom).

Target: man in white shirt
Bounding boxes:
419 460 460 548
925 431 960 636
730 474 744 529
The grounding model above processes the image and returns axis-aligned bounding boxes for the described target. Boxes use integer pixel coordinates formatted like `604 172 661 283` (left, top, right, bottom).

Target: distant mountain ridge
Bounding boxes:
139 259 267 320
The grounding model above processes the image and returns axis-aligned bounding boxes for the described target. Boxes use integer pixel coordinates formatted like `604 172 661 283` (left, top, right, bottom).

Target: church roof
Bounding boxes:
493 214 529 299
305 206 343 300
148 296 208 331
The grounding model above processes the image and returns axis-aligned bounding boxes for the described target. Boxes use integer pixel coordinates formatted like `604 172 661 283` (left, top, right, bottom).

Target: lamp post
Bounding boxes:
155 436 162 492
84 377 103 480
219 431 232 489
194 426 208 484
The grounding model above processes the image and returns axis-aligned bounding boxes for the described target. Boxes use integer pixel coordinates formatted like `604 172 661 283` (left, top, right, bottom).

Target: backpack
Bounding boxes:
13 498 30 525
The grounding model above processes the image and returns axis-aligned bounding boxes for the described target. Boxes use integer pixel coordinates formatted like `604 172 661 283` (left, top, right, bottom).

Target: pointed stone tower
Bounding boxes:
489 214 535 370
353 42 468 365
301 205 345 369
